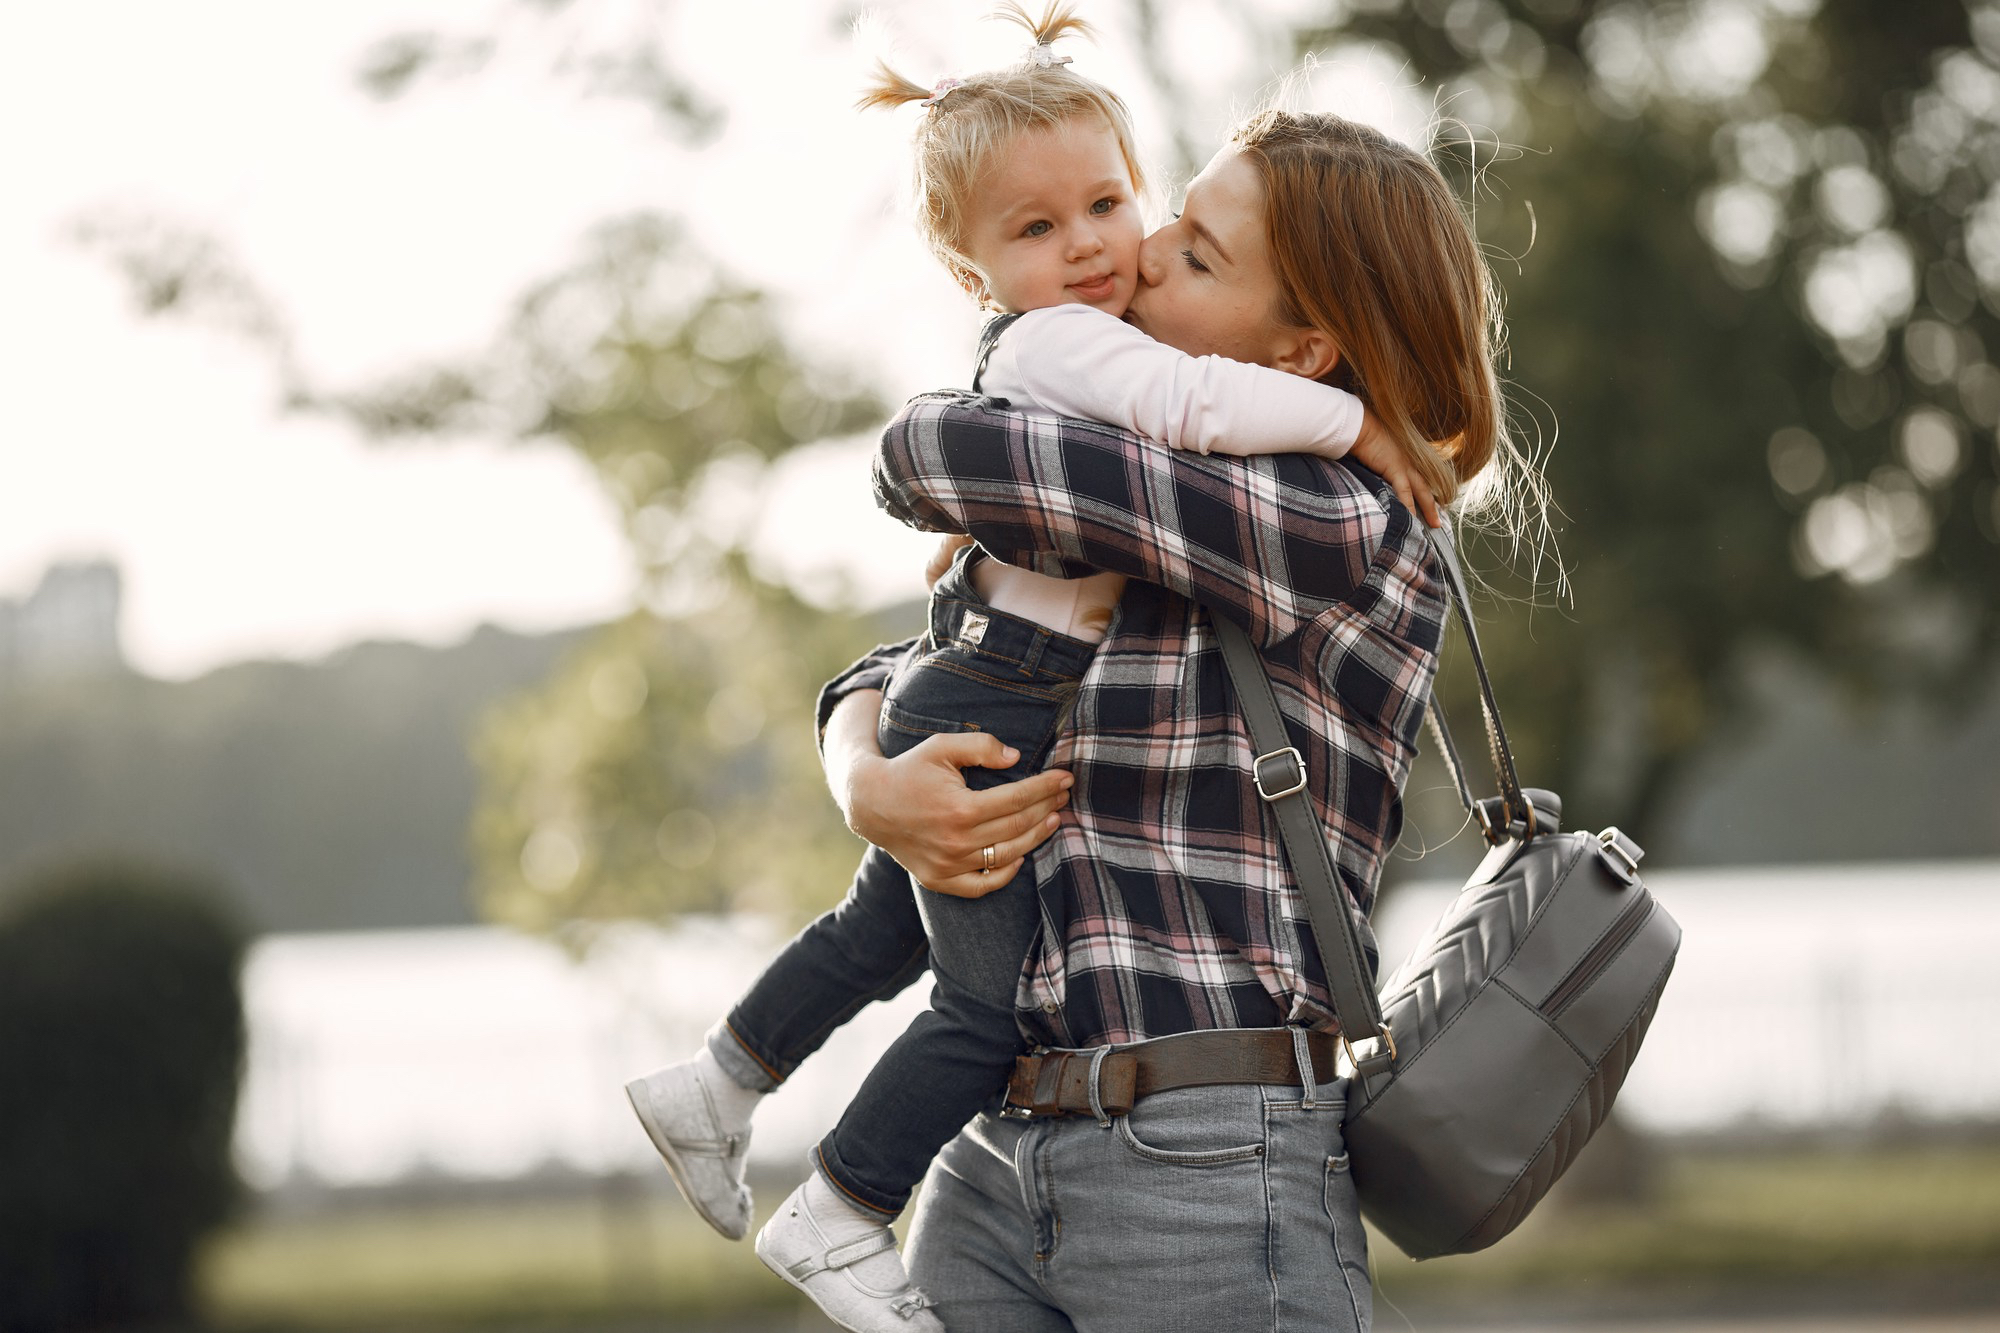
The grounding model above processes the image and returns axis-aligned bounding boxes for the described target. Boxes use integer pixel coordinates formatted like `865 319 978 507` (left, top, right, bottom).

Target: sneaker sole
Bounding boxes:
624 1077 749 1241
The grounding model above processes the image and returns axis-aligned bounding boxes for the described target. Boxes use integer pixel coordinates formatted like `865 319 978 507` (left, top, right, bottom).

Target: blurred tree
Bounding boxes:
333 4 899 932
354 0 723 141
1203 0 2000 845
354 212 891 929
472 558 895 932
75 1 898 933
0 864 245 1332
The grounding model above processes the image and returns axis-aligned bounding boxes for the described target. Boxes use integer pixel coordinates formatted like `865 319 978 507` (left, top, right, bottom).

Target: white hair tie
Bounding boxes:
1026 42 1071 70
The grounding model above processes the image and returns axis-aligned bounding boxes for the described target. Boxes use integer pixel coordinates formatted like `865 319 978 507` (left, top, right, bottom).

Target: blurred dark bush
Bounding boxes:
0 863 247 1332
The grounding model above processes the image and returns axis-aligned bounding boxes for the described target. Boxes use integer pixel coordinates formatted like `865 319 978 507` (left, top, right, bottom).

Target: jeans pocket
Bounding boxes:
880 659 1068 769
1114 1116 1266 1165
1112 1091 1269 1166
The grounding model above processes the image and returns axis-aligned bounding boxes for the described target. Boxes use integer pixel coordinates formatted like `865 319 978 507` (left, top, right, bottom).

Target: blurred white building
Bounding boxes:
0 560 125 681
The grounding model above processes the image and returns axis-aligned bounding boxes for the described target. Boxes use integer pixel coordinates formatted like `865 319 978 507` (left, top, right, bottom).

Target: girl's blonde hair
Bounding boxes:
859 2 1146 306
1229 109 1533 521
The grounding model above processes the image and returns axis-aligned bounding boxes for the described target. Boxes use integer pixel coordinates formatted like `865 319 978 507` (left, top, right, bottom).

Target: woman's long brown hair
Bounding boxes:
1231 109 1514 512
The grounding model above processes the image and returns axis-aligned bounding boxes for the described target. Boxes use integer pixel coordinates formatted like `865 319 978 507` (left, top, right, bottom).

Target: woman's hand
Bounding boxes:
924 533 975 587
1349 409 1443 529
823 689 1072 898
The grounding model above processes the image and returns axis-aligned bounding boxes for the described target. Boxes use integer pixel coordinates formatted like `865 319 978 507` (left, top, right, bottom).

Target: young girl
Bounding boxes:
625 7 1436 1330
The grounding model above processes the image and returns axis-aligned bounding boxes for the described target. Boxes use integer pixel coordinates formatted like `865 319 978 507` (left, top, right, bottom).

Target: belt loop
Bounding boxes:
1016 627 1048 679
1291 1027 1318 1110
1086 1045 1115 1128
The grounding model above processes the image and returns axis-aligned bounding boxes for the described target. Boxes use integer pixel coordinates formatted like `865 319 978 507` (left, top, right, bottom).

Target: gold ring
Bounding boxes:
981 845 996 873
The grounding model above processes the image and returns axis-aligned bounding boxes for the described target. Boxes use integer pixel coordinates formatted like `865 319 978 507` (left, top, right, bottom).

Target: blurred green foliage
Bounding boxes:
1250 0 2000 839
470 568 896 931
0 864 246 1332
413 216 892 931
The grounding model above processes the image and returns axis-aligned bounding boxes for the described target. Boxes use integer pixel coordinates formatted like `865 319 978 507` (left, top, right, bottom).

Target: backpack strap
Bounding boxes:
1207 609 1394 1076
1204 525 1528 1074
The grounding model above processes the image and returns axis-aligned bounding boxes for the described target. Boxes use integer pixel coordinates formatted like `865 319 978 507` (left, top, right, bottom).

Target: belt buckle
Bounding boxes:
1003 1049 1056 1119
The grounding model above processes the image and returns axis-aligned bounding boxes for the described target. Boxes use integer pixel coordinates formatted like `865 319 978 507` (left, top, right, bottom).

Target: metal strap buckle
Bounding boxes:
1338 1023 1398 1077
1596 826 1641 878
1252 746 1307 801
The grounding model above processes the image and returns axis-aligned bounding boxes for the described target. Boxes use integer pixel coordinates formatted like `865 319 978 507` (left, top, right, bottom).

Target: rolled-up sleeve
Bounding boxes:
813 637 918 757
874 392 1395 647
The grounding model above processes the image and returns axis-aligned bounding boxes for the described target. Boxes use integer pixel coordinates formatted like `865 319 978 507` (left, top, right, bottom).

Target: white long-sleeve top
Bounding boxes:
970 304 1365 642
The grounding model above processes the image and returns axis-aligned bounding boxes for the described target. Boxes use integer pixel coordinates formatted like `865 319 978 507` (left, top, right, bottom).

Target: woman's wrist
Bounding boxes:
821 688 886 835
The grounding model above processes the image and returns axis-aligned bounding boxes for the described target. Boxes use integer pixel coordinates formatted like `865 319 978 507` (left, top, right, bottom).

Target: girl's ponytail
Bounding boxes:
991 1 1093 53
856 57 938 114
859 2 1093 115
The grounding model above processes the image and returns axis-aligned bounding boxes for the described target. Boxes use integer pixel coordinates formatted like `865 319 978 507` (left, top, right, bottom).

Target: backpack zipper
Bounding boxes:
1541 895 1657 1019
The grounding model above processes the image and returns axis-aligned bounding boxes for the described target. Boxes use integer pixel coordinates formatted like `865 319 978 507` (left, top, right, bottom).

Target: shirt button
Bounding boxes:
1041 1002 1060 1015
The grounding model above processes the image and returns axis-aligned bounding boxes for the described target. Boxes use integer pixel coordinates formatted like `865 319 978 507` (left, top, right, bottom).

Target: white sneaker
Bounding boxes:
624 1059 753 1240
755 1176 942 1332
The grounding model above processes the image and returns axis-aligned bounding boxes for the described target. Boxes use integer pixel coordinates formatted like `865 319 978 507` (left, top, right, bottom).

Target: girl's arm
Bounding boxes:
990 306 1442 526
987 304 1362 459
874 393 1420 648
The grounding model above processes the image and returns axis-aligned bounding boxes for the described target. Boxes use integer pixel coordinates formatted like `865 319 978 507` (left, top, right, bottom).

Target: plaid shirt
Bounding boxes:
831 390 1447 1048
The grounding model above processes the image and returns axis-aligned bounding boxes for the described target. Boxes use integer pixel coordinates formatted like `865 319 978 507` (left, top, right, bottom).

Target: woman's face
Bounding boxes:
1125 147 1319 371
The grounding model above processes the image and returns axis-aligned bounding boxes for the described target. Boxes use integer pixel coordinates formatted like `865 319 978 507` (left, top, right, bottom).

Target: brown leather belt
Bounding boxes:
1002 1027 1342 1120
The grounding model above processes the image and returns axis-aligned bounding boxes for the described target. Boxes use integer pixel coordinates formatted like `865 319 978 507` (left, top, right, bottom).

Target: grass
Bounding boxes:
198 1145 2000 1330
1370 1143 2000 1314
200 1188 817 1329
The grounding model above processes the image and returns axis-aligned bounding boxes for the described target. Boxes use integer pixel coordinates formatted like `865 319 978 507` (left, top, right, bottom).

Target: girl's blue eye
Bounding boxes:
1091 198 1116 214
1181 248 1207 273
1025 220 1052 237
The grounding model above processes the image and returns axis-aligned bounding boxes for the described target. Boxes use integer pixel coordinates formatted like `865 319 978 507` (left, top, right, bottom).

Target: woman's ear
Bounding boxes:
1271 327 1341 381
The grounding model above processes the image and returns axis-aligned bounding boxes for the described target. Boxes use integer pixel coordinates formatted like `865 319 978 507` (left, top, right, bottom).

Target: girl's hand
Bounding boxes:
925 533 975 587
823 690 1072 898
1349 410 1443 529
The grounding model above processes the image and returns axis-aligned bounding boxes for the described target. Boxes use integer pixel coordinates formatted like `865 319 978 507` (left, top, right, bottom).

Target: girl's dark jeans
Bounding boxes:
708 551 1092 1219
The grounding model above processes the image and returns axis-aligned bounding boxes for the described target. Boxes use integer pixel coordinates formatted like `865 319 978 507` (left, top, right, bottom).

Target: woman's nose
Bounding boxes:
1136 233 1165 286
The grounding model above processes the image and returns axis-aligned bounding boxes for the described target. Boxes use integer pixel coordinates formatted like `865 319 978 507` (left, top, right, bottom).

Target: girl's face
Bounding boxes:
1126 147 1325 372
961 116 1143 316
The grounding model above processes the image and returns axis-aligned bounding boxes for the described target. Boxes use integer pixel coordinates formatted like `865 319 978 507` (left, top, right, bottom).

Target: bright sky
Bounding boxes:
1 0 1420 678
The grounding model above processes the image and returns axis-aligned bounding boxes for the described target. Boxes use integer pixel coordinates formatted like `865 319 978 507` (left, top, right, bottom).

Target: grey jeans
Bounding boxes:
903 1072 1372 1332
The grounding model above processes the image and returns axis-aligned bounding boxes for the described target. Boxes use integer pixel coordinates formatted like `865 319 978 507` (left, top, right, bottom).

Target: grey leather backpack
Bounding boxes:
1212 527 1681 1260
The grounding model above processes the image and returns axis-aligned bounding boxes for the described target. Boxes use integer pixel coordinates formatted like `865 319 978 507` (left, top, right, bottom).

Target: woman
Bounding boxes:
821 107 1518 1332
